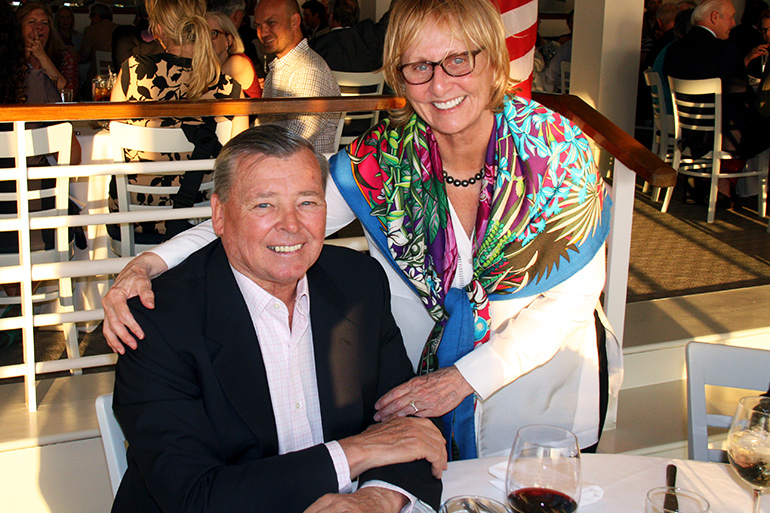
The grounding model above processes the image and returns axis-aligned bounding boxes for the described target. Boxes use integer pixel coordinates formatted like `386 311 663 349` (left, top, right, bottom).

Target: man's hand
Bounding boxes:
338 416 447 480
102 252 167 354
374 366 474 422
304 487 408 513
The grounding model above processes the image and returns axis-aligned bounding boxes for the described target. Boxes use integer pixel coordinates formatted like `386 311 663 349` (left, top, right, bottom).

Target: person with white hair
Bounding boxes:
664 0 770 169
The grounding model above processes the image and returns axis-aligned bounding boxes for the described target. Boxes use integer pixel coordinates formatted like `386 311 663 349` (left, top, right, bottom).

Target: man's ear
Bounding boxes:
710 9 721 26
211 193 225 237
232 9 244 28
290 12 302 31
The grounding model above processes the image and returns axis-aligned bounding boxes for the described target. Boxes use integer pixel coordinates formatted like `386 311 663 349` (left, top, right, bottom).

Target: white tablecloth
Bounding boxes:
442 453 769 513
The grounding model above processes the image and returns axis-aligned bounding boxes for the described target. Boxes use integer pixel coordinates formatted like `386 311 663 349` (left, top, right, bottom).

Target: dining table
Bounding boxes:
441 452 769 512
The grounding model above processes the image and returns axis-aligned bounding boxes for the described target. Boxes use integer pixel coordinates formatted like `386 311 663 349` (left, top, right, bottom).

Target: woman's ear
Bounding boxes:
151 23 165 44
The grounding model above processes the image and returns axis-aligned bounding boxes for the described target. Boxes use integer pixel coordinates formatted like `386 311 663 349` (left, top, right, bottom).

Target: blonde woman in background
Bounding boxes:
110 0 247 239
206 11 262 98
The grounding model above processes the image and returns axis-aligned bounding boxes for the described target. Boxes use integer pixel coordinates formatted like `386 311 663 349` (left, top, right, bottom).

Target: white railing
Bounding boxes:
0 95 677 414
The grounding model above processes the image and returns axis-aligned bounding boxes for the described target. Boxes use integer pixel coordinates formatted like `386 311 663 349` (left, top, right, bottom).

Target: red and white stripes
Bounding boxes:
493 0 538 99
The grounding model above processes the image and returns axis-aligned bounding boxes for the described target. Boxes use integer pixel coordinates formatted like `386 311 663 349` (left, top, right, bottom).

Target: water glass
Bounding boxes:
440 496 510 513
645 486 709 513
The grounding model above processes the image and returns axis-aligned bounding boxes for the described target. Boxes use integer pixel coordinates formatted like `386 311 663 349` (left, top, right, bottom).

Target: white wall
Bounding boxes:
571 0 644 134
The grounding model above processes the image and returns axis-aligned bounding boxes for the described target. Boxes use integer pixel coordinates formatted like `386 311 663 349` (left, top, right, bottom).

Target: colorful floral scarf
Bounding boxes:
330 96 611 459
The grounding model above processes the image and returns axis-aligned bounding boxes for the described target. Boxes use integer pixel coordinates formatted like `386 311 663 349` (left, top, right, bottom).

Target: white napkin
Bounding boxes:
488 461 604 506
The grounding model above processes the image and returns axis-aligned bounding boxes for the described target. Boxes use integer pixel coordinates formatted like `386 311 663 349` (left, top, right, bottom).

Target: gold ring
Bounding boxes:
409 401 419 414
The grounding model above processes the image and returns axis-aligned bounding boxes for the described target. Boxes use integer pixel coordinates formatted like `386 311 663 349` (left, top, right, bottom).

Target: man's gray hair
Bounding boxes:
214 125 330 203
209 0 246 17
692 0 728 24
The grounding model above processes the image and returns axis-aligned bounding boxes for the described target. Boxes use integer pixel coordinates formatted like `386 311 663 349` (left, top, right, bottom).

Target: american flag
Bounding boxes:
493 0 538 99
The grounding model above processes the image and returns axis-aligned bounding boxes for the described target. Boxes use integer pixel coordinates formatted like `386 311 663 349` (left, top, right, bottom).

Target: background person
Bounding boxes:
111 0 164 71
252 0 341 153
0 0 82 347
55 5 81 55
210 0 263 74
110 0 248 240
101 0 620 460
206 11 262 97
79 2 118 96
17 3 78 94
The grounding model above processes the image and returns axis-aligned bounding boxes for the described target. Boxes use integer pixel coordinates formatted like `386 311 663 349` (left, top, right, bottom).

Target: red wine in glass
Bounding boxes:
508 487 578 513
505 425 581 513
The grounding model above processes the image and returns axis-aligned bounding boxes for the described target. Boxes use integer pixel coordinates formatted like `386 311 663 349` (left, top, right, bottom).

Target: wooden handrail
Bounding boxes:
0 96 406 122
533 92 677 188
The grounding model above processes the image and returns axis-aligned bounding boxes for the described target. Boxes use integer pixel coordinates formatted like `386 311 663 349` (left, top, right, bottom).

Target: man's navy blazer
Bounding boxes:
664 25 761 158
112 240 442 512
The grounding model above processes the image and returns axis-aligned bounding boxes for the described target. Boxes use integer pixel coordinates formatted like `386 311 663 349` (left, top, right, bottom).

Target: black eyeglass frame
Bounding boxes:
398 49 484 85
210 29 226 40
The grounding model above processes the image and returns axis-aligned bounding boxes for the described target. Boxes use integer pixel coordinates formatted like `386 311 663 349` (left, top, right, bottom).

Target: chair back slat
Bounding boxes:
333 71 386 149
686 341 770 463
108 121 231 256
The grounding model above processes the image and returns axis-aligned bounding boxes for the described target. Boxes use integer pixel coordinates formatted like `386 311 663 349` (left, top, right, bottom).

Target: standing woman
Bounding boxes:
17 3 79 94
101 0 621 459
56 5 82 55
206 11 262 98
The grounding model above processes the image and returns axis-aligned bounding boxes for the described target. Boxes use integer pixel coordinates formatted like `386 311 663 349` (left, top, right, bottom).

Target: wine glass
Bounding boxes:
727 395 770 513
505 424 581 513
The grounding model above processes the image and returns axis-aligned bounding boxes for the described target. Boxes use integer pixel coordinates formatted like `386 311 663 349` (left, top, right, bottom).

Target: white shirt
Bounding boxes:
258 39 341 153
231 270 352 490
230 268 418 511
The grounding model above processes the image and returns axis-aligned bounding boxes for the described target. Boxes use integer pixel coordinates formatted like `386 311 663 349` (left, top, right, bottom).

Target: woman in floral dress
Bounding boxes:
109 0 248 240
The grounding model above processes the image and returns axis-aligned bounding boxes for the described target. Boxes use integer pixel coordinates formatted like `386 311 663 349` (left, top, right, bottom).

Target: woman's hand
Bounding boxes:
101 252 168 353
746 44 769 67
25 36 46 61
26 37 67 90
373 366 475 421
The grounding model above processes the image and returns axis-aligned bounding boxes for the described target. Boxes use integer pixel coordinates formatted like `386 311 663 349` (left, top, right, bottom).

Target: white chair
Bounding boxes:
668 77 768 223
560 61 571 94
642 69 675 203
685 341 770 463
94 50 114 77
332 71 386 149
0 123 78 355
108 120 231 257
95 393 128 497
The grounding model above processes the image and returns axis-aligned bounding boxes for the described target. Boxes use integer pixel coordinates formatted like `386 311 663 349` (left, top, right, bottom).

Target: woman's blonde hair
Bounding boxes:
382 0 514 126
146 0 221 99
206 11 245 55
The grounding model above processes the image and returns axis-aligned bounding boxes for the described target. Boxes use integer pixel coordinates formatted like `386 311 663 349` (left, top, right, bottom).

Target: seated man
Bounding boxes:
309 0 388 72
111 125 445 513
664 0 770 160
254 0 341 153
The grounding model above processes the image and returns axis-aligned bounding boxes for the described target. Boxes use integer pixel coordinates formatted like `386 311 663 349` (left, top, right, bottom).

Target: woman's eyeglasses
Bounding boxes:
210 29 226 40
398 49 484 85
